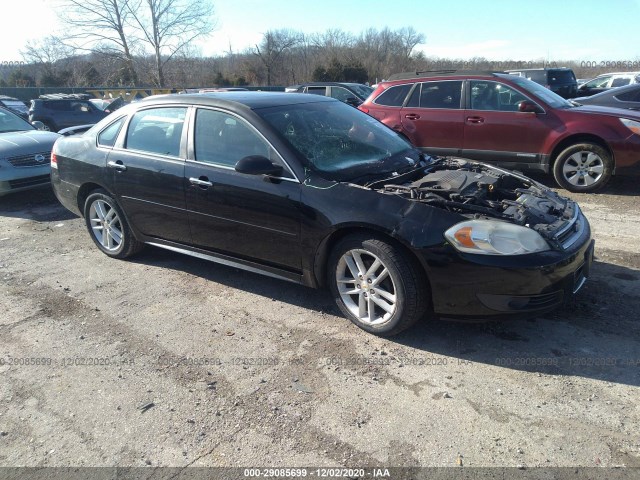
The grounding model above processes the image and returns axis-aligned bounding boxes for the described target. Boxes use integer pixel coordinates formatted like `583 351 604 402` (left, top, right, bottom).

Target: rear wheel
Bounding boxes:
83 189 143 258
552 143 612 193
328 235 429 336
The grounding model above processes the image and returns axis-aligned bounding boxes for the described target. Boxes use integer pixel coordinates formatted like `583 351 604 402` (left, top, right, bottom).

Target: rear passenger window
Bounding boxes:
615 89 640 102
125 107 186 157
306 87 327 96
97 117 125 147
418 81 462 109
373 84 413 107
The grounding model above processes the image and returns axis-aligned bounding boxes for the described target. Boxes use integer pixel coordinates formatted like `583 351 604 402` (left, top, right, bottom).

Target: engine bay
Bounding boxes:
378 158 580 247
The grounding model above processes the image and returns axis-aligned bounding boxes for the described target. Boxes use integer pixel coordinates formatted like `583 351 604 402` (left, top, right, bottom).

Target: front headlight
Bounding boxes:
444 220 550 255
620 118 640 135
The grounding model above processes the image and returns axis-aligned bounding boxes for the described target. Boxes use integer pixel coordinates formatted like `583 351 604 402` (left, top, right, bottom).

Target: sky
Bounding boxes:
2 0 640 64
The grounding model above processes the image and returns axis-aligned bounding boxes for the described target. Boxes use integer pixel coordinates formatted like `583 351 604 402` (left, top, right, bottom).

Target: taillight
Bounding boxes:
51 152 58 169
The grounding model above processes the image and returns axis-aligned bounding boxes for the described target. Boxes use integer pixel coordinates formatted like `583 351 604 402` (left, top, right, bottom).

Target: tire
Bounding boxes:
552 143 612 193
328 234 429 336
83 189 143 259
41 121 56 132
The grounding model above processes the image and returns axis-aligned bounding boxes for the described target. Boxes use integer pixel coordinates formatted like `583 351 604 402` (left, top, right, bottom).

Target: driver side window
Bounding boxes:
194 109 292 177
470 81 527 112
585 76 611 88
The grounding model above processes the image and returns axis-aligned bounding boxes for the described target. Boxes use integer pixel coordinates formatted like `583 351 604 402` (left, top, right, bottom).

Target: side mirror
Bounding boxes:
31 121 46 131
518 100 543 114
235 155 283 176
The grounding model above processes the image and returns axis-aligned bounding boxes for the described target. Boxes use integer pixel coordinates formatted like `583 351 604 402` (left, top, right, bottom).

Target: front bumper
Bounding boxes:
422 221 594 320
611 134 640 173
0 164 51 196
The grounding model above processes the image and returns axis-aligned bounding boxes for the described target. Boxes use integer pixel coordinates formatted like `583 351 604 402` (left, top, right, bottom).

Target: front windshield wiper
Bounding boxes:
363 163 427 188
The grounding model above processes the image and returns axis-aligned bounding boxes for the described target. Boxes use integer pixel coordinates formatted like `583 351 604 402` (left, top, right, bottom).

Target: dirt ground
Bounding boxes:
0 174 639 469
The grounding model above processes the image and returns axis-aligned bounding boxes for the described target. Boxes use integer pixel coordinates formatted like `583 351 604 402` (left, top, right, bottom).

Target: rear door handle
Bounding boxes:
189 176 213 188
107 160 127 171
466 116 485 124
404 113 420 120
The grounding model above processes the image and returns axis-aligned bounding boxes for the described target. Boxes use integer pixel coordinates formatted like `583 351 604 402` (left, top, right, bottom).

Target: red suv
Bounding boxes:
359 71 640 192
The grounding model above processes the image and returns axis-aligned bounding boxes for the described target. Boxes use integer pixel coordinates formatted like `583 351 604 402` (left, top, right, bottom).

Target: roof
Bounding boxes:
139 91 336 110
591 71 640 77
37 93 92 101
296 82 368 87
0 95 22 101
386 70 502 81
504 67 574 72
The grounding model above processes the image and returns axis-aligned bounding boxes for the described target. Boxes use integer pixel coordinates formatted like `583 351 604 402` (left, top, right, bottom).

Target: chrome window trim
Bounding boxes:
192 106 300 183
405 79 464 110
95 115 127 150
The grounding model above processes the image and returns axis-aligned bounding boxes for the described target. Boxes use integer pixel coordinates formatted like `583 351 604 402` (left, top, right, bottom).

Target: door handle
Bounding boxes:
189 177 213 188
107 160 127 171
404 113 420 120
466 116 485 124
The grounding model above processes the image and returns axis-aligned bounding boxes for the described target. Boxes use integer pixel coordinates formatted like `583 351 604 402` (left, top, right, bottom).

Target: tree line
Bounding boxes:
1 0 636 89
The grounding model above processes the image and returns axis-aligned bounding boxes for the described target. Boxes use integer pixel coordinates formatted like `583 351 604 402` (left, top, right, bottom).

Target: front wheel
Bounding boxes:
552 143 612 193
328 235 429 336
83 189 143 258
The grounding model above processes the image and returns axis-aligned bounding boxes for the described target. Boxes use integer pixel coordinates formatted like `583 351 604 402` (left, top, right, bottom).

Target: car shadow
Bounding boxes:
393 258 640 387
131 246 640 388
0 187 77 222
527 171 640 197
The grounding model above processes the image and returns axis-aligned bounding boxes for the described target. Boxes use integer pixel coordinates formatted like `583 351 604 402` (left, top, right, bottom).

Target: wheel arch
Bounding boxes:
76 182 114 217
312 226 433 302
550 134 614 171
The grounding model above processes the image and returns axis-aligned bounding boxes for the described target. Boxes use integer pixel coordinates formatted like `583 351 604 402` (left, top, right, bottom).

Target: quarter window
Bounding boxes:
194 109 275 170
373 84 413 107
125 107 186 157
97 117 125 147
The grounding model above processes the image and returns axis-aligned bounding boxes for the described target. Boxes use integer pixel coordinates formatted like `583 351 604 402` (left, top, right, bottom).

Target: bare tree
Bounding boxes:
21 35 74 85
127 0 216 87
253 30 301 86
55 0 138 84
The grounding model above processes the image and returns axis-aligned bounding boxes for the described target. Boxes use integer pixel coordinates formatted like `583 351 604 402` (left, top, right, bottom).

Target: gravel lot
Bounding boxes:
0 174 639 468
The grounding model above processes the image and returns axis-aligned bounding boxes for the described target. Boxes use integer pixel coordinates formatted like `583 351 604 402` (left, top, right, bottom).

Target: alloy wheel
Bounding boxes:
89 199 123 252
335 248 397 326
562 151 605 187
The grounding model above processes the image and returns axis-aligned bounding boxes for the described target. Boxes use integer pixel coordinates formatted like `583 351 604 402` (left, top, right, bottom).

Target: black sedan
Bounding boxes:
574 84 640 111
51 93 593 336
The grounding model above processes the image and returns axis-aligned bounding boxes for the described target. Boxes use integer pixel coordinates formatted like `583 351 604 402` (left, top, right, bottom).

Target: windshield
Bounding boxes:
257 100 419 181
497 74 573 108
0 108 34 133
2 101 28 114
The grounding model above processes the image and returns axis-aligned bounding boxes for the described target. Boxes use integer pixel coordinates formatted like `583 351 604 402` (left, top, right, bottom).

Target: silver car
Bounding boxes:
0 107 59 196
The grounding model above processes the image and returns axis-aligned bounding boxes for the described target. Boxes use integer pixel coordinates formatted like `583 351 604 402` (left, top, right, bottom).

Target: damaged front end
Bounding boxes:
379 158 586 253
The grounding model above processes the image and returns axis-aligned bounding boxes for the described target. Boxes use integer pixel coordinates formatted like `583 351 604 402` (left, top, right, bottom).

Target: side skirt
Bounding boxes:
145 240 306 286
